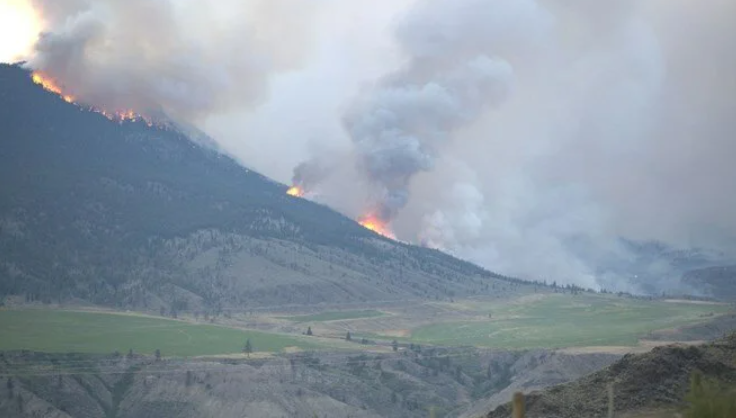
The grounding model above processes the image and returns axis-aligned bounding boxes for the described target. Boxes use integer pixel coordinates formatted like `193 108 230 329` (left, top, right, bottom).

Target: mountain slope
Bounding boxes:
683 265 736 302
0 63 526 312
485 335 736 418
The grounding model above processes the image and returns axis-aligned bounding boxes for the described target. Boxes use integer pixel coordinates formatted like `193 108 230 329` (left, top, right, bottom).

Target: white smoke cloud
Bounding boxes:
279 0 736 291
394 0 736 290
24 0 322 121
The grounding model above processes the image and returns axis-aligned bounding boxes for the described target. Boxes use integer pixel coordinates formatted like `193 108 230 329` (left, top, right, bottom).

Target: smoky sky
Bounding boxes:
24 0 322 121
20 0 736 290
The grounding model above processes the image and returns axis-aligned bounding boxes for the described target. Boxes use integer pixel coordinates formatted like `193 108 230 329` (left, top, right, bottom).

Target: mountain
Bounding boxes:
563 236 732 295
682 265 736 302
485 335 736 418
0 63 527 313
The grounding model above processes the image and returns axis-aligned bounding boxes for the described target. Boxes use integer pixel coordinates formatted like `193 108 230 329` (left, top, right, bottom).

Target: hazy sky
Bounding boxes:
4 0 735 290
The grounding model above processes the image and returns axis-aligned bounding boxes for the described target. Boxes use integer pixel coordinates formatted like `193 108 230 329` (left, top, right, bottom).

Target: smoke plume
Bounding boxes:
18 0 736 292
340 0 550 222
24 0 320 122
282 0 736 291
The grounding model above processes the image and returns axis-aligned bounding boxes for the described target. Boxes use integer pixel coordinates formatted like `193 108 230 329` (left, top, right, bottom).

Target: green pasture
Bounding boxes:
410 294 730 349
0 310 321 356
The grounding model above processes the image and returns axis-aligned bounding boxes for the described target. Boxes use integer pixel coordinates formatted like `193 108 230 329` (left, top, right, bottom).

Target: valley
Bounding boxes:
2 293 731 357
1 294 733 418
1 62 735 417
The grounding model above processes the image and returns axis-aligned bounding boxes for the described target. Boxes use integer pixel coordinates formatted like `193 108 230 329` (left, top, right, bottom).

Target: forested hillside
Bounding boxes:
0 64 526 313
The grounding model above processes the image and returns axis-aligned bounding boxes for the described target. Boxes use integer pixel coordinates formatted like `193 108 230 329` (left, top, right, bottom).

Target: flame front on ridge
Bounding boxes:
32 72 74 103
358 214 396 240
31 72 153 126
287 186 305 197
283 187 396 240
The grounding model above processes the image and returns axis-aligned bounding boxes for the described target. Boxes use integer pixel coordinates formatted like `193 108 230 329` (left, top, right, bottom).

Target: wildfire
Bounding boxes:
358 214 396 240
32 72 75 103
31 72 153 126
287 186 305 197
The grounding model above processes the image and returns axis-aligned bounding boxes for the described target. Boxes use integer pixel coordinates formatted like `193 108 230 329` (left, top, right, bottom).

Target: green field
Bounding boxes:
282 310 386 322
0 310 321 356
409 294 731 349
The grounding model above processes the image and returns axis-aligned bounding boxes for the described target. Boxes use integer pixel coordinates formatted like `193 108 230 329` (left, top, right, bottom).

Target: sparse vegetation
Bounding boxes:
486 334 736 418
282 310 386 323
684 371 736 418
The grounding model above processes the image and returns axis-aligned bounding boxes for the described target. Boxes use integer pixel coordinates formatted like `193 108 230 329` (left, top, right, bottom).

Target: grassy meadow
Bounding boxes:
408 294 730 349
1 294 730 356
0 309 321 356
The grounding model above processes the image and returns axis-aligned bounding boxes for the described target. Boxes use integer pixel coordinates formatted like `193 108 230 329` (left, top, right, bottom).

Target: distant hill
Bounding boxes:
0 63 528 313
485 335 736 418
563 236 732 295
683 265 736 302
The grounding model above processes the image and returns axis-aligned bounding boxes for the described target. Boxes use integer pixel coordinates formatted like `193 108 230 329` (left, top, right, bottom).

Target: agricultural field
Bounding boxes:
0 309 323 357
281 310 386 323
1 294 731 358
406 294 731 349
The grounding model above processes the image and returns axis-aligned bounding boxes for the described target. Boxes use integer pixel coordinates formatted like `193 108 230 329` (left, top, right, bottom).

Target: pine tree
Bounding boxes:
306 326 313 336
244 339 253 357
345 331 352 341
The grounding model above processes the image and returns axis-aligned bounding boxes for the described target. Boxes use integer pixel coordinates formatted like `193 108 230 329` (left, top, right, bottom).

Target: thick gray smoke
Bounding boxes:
344 57 514 220
291 155 336 193
339 0 550 221
24 0 319 122
283 0 736 292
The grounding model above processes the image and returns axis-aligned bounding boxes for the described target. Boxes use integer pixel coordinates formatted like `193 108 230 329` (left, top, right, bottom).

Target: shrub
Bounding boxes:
684 371 736 418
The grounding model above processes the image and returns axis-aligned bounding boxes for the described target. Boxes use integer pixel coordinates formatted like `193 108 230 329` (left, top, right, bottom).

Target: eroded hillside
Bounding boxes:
0 348 618 418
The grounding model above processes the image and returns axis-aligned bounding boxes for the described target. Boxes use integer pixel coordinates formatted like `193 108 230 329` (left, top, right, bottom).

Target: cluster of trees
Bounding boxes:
344 332 373 345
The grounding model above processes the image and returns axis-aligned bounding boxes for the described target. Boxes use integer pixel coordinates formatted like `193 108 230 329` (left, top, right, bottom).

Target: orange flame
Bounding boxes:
358 214 396 240
287 186 305 197
31 72 153 126
32 72 75 103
